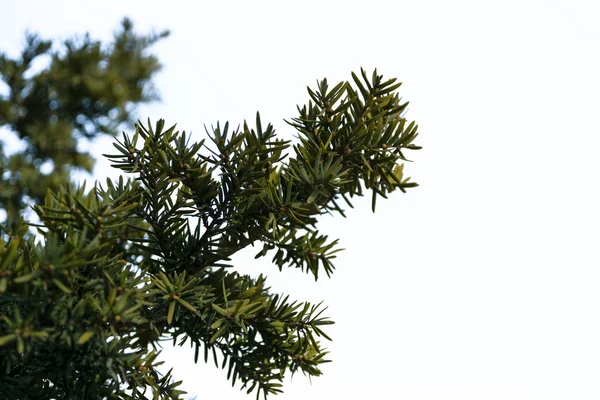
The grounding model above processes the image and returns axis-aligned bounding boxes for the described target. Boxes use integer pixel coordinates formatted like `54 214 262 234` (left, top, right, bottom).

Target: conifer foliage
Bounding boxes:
0 43 420 399
0 18 168 230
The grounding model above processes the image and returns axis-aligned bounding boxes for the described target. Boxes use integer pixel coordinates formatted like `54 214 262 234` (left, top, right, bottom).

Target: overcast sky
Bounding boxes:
3 1 600 399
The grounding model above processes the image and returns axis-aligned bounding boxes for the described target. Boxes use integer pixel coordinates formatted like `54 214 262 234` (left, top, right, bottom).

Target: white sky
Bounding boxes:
3 1 600 399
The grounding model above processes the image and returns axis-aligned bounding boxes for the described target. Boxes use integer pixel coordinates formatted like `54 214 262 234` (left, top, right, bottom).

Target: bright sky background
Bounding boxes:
3 1 600 399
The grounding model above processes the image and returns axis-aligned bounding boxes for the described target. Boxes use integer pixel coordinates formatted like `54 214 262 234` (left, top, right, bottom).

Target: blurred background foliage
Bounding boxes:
0 17 169 230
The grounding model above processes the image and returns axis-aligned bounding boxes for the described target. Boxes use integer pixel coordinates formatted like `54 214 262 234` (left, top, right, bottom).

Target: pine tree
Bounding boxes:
0 23 420 397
